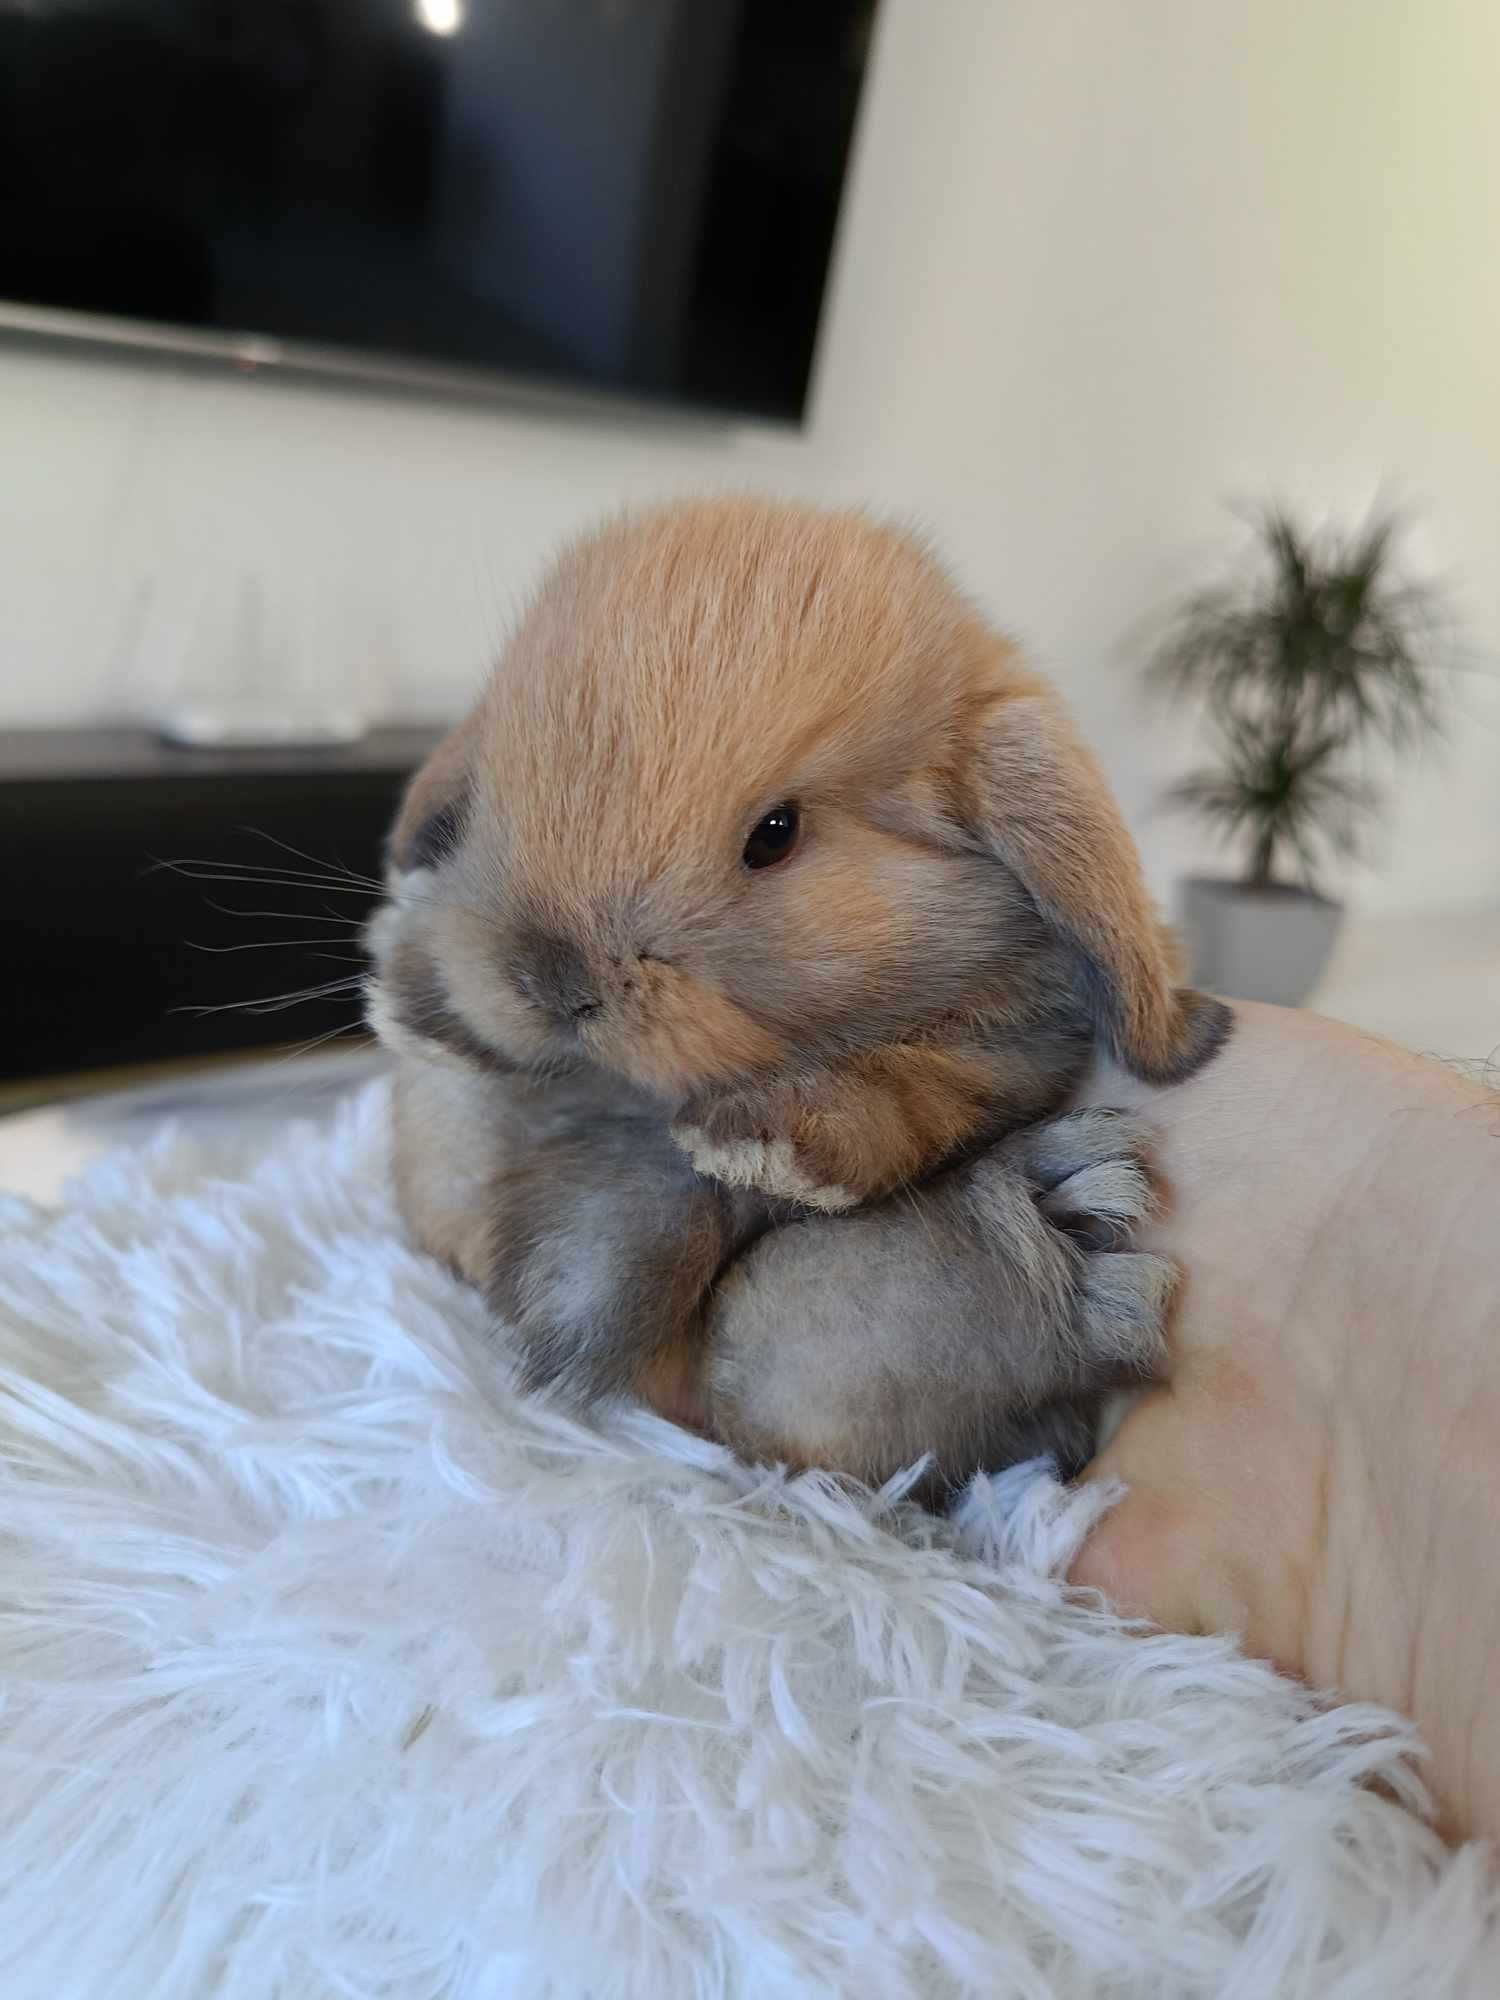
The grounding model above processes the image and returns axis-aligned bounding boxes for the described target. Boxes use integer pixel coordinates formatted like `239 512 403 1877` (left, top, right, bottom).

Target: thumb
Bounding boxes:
1067 1386 1258 1644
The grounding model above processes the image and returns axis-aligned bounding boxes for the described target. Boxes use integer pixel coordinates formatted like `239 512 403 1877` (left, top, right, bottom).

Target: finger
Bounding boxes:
1069 1396 1208 1621
1067 1387 1258 1645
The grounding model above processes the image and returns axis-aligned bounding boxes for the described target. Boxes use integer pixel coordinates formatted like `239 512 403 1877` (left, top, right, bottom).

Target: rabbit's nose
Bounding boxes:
510 925 601 1026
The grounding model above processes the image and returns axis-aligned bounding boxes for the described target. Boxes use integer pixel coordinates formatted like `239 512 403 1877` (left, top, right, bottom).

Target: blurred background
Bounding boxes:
1 0 1496 1189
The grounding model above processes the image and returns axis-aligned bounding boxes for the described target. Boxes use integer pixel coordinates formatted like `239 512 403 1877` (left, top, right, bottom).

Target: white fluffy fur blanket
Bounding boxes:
0 1083 1493 1999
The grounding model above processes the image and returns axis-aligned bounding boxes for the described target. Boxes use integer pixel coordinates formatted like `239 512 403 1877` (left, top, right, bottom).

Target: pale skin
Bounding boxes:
1068 1001 1500 1845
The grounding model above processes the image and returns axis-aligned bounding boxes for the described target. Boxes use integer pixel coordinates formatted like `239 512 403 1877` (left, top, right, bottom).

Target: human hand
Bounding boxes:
1068 1001 1500 1843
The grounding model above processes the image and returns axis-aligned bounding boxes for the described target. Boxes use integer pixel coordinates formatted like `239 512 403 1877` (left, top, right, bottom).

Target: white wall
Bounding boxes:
2 0 1497 914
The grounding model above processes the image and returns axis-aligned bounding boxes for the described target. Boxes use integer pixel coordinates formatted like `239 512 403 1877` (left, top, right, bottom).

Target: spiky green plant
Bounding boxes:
1150 507 1446 890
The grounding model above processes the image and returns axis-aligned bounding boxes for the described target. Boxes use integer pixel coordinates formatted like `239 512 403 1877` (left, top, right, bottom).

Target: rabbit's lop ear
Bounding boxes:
389 719 474 875
965 674 1230 1083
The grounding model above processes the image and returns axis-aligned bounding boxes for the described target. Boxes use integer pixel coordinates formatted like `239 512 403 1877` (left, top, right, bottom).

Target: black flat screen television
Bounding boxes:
0 0 877 423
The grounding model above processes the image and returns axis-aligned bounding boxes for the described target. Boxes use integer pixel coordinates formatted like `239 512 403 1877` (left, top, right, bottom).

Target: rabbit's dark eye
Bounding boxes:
742 803 800 871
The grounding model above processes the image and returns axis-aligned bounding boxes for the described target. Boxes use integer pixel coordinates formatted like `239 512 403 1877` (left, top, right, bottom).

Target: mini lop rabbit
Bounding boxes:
367 499 1228 1488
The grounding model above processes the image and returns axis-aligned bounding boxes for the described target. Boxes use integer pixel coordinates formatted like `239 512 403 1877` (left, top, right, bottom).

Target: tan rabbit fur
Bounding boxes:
368 498 1229 1487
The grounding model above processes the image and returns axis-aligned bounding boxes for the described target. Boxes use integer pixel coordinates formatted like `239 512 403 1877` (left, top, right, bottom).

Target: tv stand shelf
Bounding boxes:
0 725 439 1086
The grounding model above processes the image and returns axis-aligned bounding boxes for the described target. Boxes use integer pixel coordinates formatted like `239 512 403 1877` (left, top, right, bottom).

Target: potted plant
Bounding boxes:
1148 506 1446 1004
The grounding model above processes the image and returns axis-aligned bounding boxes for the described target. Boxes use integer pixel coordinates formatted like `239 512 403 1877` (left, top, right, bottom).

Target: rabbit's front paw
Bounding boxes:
676 1045 995 1212
997 1107 1175 1374
1010 1107 1158 1246
672 1106 858 1213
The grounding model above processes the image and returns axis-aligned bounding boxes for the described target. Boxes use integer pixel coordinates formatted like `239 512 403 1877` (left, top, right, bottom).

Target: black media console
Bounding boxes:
0 727 438 1085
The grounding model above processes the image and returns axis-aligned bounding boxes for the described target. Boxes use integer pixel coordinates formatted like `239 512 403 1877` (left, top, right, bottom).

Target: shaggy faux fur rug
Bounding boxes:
0 1084 1493 1999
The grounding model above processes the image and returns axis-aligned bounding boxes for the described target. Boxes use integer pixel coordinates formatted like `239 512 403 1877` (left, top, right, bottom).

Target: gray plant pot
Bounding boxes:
1177 876 1344 1006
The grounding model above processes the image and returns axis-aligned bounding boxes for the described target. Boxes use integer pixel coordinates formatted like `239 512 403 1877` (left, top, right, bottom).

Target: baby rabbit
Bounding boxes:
367 498 1228 1487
